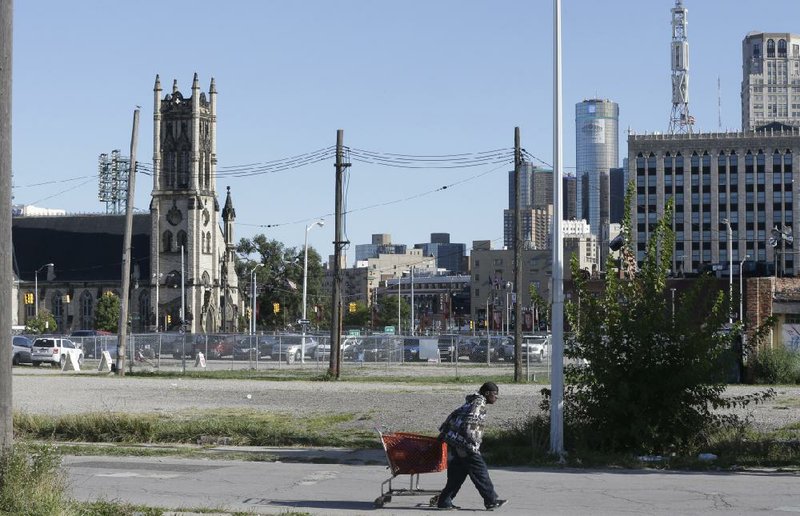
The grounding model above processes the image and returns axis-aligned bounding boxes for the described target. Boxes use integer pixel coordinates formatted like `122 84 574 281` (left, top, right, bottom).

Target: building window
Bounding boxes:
768 39 775 58
162 231 173 253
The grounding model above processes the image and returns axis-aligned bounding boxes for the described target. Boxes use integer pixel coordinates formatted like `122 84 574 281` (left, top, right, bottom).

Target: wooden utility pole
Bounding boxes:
329 129 348 378
513 127 523 382
0 0 13 451
116 108 139 375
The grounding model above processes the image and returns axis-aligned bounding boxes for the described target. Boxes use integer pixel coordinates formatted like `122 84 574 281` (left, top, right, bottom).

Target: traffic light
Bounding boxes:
24 292 33 305
273 302 280 314
166 314 172 325
349 302 357 313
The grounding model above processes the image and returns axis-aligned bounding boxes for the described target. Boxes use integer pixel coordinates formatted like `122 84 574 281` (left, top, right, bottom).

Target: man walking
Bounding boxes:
436 381 507 511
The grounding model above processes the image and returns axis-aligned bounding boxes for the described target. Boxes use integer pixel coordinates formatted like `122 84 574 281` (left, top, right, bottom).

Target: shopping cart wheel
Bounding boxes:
374 495 390 508
429 494 440 507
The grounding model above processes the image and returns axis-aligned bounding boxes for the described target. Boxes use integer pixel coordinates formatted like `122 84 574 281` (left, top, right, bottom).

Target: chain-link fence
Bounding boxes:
70 332 552 381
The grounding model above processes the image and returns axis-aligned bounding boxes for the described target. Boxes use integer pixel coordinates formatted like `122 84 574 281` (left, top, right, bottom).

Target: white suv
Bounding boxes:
31 337 84 368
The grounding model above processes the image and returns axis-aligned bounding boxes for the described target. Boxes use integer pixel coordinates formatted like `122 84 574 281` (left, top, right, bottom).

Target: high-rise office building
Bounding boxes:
576 99 619 266
742 32 800 131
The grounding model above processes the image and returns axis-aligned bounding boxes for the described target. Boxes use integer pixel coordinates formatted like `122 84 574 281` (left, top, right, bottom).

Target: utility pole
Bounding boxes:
116 108 139 375
513 127 523 382
0 0 13 452
329 129 349 378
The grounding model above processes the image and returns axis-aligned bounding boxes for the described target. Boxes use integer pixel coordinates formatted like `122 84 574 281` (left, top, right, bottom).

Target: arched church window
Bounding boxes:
206 232 212 254
80 290 93 330
177 230 187 252
162 230 173 253
51 291 63 333
138 290 150 332
178 151 190 188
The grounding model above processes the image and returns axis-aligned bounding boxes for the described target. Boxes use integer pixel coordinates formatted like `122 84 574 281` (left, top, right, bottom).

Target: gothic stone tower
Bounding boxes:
150 73 239 333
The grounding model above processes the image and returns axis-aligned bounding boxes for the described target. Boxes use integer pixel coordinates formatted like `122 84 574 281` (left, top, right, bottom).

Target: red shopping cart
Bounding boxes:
374 429 447 508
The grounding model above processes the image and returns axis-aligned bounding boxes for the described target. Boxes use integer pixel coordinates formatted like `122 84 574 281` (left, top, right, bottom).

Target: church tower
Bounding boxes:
150 73 239 333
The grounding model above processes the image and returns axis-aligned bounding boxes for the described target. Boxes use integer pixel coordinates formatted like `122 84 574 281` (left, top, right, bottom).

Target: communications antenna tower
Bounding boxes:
668 0 693 134
98 149 130 214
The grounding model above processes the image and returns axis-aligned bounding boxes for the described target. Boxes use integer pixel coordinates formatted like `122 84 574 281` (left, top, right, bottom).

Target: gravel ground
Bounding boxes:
11 368 800 436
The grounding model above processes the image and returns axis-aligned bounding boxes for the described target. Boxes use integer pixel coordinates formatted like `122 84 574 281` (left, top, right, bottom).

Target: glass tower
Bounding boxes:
576 99 619 266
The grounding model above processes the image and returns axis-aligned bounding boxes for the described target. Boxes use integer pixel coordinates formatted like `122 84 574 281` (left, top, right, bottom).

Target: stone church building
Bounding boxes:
12 74 241 334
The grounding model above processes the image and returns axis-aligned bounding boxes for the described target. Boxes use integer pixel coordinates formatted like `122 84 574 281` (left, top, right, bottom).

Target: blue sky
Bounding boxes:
11 1 800 265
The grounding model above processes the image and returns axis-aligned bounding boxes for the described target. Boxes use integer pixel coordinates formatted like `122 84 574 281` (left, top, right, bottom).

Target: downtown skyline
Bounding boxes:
11 0 800 264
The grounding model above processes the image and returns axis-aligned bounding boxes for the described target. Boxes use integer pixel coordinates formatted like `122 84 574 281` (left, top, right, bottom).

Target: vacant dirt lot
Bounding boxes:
11 367 800 435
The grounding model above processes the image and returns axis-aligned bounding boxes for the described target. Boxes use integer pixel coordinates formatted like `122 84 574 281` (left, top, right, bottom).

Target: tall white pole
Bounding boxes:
410 267 415 336
180 244 185 332
550 0 565 456
398 277 401 336
723 219 733 324
302 220 323 363
739 254 750 322
250 263 262 336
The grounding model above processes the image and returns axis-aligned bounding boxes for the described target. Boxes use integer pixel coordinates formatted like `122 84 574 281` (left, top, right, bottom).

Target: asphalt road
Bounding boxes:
12 366 800 515
65 454 800 515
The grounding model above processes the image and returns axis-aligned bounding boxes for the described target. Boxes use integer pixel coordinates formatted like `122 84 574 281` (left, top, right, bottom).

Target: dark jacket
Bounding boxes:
438 392 488 453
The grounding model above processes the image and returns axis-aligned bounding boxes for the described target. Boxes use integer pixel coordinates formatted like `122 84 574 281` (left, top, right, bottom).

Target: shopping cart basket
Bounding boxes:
374 429 447 508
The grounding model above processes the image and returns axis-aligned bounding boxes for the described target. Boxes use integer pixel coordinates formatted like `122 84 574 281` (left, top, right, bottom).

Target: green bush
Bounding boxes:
0 443 67 515
549 190 774 456
750 346 800 384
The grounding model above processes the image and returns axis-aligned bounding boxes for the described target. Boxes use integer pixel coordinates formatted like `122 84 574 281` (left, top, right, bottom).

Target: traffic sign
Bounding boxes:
297 319 311 325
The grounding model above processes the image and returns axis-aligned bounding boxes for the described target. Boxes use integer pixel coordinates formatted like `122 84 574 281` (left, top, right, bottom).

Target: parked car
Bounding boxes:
72 330 115 359
360 337 403 362
403 337 440 362
469 336 511 363
31 337 84 368
192 334 237 360
270 335 318 364
233 336 276 360
12 335 32 365
314 337 357 361
520 334 550 362
437 335 459 362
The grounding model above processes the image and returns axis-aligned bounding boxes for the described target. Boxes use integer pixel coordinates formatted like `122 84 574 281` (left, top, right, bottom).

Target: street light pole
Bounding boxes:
739 254 750 323
301 220 324 363
34 263 54 318
722 218 733 325
250 264 263 335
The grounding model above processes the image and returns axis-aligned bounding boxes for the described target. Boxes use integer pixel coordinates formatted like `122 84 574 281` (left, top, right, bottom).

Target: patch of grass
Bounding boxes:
14 410 377 449
114 367 536 386
484 412 800 470
0 442 67 514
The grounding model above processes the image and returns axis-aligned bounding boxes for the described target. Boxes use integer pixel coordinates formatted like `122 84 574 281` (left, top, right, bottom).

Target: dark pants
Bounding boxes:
438 445 498 507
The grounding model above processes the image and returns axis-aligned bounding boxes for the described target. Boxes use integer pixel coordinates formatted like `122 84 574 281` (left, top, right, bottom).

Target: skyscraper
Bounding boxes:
576 99 619 266
741 32 800 131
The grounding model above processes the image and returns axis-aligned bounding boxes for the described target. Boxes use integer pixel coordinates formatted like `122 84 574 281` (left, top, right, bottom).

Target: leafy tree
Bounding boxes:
375 295 410 330
343 300 370 329
95 293 121 332
237 235 325 331
551 192 774 455
529 284 550 331
24 309 57 335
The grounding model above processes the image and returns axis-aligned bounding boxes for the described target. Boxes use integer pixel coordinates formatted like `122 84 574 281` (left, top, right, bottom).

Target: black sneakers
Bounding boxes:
438 504 461 510
485 499 508 510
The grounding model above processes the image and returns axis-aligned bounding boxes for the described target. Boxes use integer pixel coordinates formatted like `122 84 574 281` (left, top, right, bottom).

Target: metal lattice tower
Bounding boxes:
98 149 130 214
668 0 693 134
